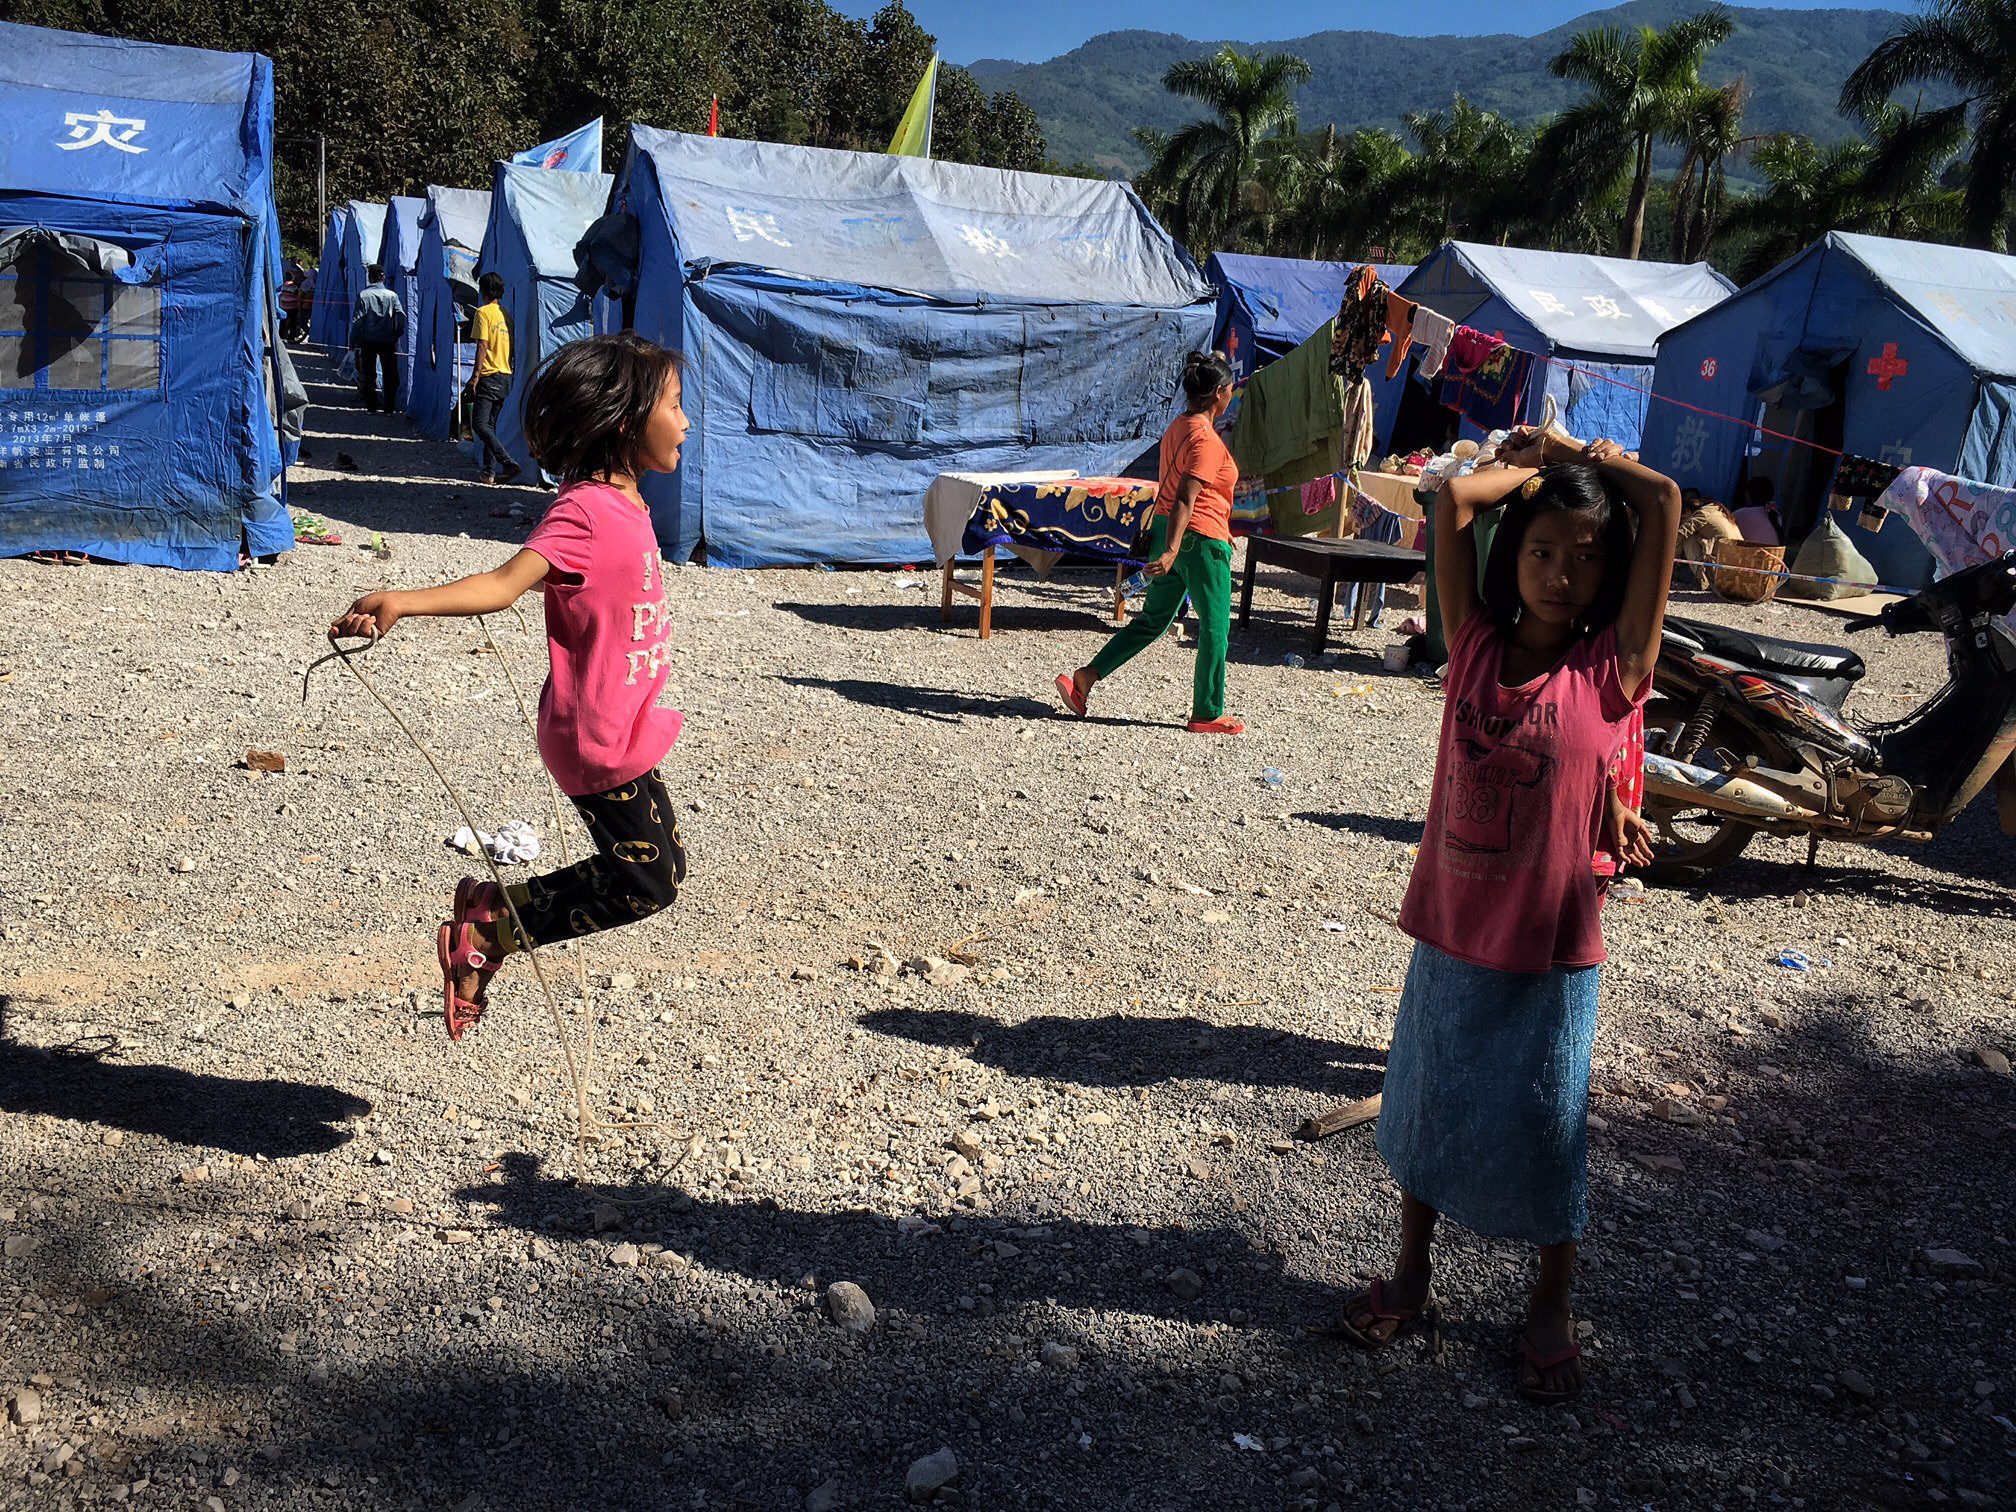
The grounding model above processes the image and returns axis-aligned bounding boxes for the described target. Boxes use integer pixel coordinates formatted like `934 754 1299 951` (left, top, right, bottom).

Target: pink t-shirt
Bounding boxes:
1399 613 1646 973
523 482 682 797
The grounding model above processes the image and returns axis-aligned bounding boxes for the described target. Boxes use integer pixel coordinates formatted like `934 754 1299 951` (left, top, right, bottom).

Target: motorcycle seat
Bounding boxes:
1667 616 1867 684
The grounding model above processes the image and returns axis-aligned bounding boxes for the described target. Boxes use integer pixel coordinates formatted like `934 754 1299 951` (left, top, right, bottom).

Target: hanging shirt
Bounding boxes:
1399 613 1647 973
524 482 684 797
1382 291 1417 381
1156 411 1238 543
1412 308 1457 379
472 300 513 379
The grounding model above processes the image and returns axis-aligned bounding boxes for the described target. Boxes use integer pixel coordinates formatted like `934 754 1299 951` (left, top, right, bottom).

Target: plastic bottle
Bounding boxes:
1260 766 1285 789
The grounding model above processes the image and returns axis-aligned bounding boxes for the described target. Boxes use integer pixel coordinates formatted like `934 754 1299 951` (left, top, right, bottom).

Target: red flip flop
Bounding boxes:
1318 1277 1437 1350
1517 1333 1587 1403
1186 715 1246 735
1054 672 1088 718
435 922 491 1041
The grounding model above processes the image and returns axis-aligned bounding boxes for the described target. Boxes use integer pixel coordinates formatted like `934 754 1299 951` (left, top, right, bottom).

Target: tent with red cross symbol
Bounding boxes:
1643 231 2016 589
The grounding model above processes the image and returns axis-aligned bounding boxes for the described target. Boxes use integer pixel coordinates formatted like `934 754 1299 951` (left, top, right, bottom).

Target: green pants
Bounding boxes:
1090 517 1232 721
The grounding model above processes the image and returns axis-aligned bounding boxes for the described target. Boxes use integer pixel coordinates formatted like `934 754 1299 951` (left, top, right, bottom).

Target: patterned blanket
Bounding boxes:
1875 466 2016 626
959 476 1160 563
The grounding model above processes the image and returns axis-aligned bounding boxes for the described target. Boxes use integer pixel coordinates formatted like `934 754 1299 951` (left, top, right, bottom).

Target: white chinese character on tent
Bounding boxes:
958 225 1019 259
1529 289 1572 317
1670 415 1710 476
724 207 792 248
1878 441 1914 469
1639 297 1676 326
1583 295 1625 320
58 108 149 154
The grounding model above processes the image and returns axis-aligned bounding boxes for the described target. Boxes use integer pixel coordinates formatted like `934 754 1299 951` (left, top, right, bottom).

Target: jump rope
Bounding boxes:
303 611 684 1193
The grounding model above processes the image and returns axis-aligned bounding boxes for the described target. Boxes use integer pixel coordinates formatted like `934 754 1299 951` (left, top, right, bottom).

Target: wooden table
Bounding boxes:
1238 534 1427 654
940 553 1132 640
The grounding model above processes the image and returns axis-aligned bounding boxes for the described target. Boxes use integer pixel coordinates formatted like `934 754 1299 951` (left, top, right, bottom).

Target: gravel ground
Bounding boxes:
1 351 2011 1511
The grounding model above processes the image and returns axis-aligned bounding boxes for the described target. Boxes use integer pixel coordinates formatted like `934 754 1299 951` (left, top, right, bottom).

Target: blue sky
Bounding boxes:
833 0 1883 64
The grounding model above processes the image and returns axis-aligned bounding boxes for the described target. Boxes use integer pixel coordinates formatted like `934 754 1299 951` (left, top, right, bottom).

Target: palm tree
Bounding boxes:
1670 80 1755 262
1541 7 1736 259
1145 45 1312 255
1856 98 1969 238
1265 125 1413 260
1842 0 2016 250
1714 135 1874 278
1391 94 1534 250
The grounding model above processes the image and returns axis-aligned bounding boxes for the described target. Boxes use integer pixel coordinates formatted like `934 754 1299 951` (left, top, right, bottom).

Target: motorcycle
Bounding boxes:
1641 550 2016 879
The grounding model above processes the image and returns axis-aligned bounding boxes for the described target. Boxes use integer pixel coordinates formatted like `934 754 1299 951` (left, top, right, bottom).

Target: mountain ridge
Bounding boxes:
967 1 1922 173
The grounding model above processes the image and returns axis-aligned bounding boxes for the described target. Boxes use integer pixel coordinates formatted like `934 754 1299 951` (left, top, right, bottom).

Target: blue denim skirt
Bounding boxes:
1375 940 1600 1246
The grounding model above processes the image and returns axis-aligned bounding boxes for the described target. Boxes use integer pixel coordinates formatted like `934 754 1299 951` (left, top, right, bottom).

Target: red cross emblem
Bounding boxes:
1867 343 1909 390
1699 357 1718 380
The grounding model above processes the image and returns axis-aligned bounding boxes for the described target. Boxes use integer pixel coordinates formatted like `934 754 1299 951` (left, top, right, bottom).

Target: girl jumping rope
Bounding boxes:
1332 427 1678 1402
330 333 690 1038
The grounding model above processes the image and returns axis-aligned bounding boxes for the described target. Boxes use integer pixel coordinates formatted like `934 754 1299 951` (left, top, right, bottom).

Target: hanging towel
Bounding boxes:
1412 307 1456 379
1445 325 1503 377
1301 474 1338 518
1383 291 1417 381
1339 374 1376 471
1444 345 1531 432
1229 317 1346 484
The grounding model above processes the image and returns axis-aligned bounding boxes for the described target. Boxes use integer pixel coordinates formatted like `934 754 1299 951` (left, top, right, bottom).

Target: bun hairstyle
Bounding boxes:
1181 349 1235 411
1480 462 1637 635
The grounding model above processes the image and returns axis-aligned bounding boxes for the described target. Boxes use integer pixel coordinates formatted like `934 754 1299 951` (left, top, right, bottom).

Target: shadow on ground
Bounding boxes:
857 1007 1386 1097
0 996 371 1157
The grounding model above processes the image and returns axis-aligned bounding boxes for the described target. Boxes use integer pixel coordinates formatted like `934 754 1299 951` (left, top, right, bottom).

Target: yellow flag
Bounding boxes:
888 55 939 157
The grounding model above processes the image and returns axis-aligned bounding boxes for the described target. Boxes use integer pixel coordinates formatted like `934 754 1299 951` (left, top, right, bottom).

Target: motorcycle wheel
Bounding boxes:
1642 698 1758 882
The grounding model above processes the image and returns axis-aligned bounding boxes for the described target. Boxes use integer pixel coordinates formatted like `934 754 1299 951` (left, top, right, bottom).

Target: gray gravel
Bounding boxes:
0 351 2010 1509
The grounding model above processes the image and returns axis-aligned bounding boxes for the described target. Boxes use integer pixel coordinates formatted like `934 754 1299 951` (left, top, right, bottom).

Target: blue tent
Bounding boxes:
0 19 295 570
1378 241 1736 454
1208 251 1412 384
478 163 613 476
609 128 1216 566
378 194 425 412
1644 231 2016 590
409 185 490 440
309 205 350 345
328 199 385 350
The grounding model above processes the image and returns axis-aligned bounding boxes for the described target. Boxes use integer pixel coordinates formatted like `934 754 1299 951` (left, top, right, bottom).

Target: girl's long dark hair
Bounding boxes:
522 333 685 484
1480 463 1636 634
1180 349 1234 411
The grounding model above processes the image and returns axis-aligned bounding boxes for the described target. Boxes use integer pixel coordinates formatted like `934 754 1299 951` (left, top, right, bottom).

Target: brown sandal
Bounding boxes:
1517 1333 1586 1403
1317 1278 1435 1350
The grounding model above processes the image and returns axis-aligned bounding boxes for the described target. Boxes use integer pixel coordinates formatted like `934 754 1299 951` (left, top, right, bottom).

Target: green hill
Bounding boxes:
970 0 1920 174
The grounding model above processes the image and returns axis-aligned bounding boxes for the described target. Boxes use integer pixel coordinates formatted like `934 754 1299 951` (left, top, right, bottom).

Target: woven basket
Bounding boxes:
1708 538 1787 603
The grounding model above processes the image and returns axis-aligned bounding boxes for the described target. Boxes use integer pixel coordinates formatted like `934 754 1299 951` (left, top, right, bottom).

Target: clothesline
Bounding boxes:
1338 266 1857 466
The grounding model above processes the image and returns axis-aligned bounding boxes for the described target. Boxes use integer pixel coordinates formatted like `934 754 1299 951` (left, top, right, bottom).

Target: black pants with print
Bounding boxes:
508 768 686 948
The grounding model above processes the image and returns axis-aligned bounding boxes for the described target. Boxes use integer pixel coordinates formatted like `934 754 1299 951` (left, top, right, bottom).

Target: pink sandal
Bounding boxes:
453 876 508 933
436 921 493 1041
1054 672 1088 717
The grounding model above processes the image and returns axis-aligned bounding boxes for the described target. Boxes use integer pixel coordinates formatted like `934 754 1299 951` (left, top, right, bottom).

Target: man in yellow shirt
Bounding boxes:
465 272 520 485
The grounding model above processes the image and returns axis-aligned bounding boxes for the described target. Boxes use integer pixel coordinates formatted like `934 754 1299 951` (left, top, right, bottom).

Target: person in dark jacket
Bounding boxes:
351 263 406 413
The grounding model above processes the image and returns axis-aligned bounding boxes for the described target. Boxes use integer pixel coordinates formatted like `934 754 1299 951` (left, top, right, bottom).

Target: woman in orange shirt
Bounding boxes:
1055 351 1244 735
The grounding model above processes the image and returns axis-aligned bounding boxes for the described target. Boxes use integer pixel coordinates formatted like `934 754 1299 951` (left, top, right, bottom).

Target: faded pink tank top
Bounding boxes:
1399 612 1645 974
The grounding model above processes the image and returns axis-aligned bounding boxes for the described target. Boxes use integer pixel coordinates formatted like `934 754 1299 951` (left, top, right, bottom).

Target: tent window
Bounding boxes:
0 246 162 394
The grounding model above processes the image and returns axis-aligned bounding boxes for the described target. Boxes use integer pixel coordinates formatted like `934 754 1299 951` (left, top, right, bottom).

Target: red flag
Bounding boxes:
708 97 719 137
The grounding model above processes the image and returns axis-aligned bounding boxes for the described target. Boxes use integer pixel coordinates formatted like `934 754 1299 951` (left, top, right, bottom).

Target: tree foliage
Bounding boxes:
2 0 1049 251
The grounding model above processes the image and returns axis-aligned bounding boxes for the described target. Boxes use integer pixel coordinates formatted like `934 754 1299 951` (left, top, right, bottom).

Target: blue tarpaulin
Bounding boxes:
611 128 1215 566
512 118 603 175
1377 241 1735 454
479 164 613 476
409 185 490 441
0 19 293 570
378 194 425 411
1644 231 2016 590
1208 251 1411 383
309 205 349 345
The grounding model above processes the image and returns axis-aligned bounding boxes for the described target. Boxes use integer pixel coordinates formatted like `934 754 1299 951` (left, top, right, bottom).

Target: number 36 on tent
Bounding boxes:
1699 357 1718 381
